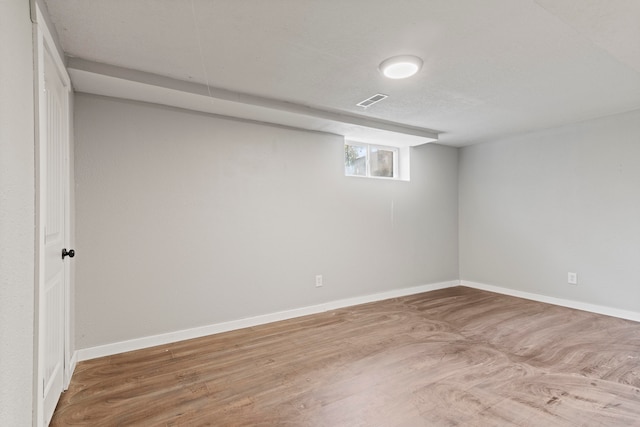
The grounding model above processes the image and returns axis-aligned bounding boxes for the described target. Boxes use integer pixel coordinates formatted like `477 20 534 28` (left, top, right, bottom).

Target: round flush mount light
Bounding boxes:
379 55 423 79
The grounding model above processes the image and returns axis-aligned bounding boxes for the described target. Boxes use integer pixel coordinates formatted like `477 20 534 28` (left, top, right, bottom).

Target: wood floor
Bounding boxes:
51 287 640 426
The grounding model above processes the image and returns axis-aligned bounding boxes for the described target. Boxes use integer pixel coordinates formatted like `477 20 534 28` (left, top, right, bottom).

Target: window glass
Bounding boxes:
345 144 367 176
370 147 394 177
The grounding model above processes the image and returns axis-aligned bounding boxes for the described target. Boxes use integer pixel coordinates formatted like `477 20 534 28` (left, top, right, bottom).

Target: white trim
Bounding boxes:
76 279 640 362
77 280 459 361
34 12 46 426
461 280 640 322
62 59 73 392
64 352 78 389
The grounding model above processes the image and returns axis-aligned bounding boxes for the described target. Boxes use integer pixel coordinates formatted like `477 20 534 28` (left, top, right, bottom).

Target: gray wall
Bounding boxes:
74 94 459 349
459 109 640 311
0 0 35 424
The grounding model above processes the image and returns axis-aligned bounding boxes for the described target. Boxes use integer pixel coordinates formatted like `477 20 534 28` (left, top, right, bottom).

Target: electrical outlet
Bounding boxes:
315 275 323 287
568 272 577 285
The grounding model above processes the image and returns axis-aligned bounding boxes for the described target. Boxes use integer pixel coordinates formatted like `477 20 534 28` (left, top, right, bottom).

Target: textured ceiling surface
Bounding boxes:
44 0 640 146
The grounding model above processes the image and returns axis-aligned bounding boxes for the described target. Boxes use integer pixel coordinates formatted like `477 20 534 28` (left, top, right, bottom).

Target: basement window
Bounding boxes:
345 142 408 180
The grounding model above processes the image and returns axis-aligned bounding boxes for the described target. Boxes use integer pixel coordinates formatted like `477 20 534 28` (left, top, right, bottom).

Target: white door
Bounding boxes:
41 46 70 425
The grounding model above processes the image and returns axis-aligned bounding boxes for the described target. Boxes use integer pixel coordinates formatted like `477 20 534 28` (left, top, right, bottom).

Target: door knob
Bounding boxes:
62 248 75 259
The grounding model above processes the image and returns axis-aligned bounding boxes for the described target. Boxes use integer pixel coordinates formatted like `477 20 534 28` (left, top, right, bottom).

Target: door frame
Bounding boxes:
34 4 73 426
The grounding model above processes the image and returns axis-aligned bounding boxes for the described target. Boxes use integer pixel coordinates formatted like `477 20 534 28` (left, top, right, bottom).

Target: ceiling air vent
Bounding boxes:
356 93 388 108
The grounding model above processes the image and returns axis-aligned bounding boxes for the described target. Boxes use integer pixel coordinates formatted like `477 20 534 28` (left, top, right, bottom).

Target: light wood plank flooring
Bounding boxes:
51 287 640 426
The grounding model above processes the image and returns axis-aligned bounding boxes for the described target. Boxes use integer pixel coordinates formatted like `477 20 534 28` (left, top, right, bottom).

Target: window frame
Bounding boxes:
344 142 400 180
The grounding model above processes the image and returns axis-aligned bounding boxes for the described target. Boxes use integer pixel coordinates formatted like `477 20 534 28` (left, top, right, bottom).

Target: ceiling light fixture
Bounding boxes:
379 55 423 79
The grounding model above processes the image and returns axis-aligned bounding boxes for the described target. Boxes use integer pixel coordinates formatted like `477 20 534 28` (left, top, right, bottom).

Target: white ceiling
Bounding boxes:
44 0 640 147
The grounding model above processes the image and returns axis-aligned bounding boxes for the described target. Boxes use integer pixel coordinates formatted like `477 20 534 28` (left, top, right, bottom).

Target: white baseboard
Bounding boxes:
77 280 460 361
64 351 78 389
76 279 640 362
461 280 640 322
